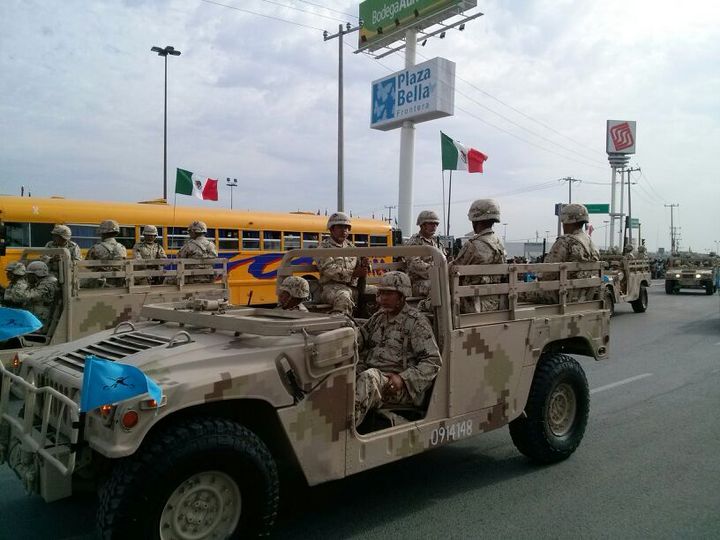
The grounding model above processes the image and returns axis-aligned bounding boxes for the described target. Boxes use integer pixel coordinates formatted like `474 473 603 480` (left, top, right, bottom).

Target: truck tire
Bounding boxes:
664 281 676 294
630 285 648 313
705 284 715 295
603 287 615 317
97 417 279 539
509 353 589 464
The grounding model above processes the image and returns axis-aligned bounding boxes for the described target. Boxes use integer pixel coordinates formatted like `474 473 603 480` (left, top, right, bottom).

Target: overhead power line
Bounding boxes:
200 0 326 31
254 0 346 22
295 0 358 19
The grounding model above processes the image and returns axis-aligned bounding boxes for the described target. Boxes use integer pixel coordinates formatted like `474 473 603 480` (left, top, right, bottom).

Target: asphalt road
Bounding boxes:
1 281 718 539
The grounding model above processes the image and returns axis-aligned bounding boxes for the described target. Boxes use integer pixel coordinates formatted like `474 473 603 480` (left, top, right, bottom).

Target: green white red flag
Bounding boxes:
175 168 219 200
441 132 487 173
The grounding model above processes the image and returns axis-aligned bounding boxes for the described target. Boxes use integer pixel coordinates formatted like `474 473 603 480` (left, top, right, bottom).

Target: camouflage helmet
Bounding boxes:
188 221 208 233
377 270 412 298
26 260 49 277
416 210 440 226
623 244 634 254
51 224 72 240
142 225 158 236
327 212 352 230
468 199 500 223
638 245 647 254
278 276 310 299
98 219 120 234
560 204 589 225
610 246 621 255
6 262 26 276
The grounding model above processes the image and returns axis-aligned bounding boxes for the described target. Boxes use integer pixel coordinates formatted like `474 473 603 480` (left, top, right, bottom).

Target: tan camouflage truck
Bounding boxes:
1 248 228 367
664 254 718 295
600 253 652 315
0 246 610 539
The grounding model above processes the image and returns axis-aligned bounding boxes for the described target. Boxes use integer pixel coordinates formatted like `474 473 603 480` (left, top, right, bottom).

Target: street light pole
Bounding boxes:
151 45 181 201
226 178 238 209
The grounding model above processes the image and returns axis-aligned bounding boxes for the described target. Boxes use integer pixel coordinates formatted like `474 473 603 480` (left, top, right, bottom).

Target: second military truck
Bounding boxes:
1 245 610 538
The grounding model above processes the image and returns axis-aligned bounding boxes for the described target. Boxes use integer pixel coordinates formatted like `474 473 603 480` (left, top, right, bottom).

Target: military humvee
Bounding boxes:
0 246 610 538
664 254 718 295
1 248 228 366
600 253 652 315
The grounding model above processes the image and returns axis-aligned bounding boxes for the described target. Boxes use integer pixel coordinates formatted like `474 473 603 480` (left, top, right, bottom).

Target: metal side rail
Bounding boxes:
0 362 80 477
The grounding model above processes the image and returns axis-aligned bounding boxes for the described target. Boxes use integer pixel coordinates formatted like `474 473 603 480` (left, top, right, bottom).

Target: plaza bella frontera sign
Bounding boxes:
370 57 455 131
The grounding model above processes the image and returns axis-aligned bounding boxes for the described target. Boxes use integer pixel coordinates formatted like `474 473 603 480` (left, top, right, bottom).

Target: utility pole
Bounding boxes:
603 220 609 250
324 23 360 213
665 203 679 254
624 166 641 246
384 205 397 226
559 177 582 203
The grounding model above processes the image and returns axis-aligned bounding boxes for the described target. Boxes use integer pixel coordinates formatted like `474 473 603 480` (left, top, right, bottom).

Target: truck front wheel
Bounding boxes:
97 417 279 539
665 281 676 294
509 353 589 464
630 284 648 313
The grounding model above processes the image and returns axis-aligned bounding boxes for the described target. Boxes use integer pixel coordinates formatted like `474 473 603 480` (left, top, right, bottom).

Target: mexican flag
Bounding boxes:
175 168 219 201
441 132 488 173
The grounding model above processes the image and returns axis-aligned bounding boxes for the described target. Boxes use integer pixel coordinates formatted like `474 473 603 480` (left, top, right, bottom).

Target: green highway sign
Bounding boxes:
626 217 640 228
585 203 610 214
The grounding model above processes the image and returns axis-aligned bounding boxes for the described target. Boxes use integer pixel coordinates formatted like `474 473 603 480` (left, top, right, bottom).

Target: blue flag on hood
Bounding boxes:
0 307 43 341
80 355 162 412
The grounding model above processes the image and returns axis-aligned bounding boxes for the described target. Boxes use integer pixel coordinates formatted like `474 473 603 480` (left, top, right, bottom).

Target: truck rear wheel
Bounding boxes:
509 353 589 464
630 285 648 313
603 287 615 317
97 417 279 539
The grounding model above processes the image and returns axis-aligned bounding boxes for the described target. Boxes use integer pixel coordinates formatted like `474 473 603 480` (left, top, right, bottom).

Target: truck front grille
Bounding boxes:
54 332 170 372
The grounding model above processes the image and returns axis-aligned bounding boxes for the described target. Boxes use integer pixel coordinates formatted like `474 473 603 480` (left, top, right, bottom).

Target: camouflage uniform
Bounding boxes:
355 272 441 427
539 204 600 303
316 236 358 314
177 222 218 284
133 226 167 285
2 263 29 308
85 220 127 288
405 210 447 298
25 261 60 333
450 230 506 313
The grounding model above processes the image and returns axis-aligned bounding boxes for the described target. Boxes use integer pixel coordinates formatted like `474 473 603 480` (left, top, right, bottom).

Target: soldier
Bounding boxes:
449 199 506 313
24 261 60 333
355 271 441 427
85 219 128 287
637 245 648 259
315 212 370 315
276 276 310 312
2 262 29 308
541 203 600 303
177 221 218 284
623 243 635 259
133 225 167 285
43 224 82 275
405 210 447 298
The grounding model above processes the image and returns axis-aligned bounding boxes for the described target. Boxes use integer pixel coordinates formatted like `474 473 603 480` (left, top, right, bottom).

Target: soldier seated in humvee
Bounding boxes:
355 272 441 428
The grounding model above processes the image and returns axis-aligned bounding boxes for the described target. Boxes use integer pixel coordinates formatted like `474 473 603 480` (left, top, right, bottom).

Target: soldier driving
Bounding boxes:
405 210 448 298
449 199 506 313
355 271 441 427
316 212 370 315
177 221 218 284
276 276 310 312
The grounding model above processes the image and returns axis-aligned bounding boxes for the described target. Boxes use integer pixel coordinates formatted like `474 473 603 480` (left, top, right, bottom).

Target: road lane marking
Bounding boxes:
590 373 653 394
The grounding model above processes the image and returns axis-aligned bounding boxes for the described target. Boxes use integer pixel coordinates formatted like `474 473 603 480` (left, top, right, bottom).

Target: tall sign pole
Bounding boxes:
606 120 636 249
397 29 417 237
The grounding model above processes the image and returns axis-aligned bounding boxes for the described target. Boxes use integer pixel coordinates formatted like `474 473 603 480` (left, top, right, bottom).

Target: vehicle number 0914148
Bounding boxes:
430 420 472 446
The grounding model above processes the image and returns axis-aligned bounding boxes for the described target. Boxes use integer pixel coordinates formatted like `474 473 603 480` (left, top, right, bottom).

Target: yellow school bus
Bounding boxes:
0 196 395 304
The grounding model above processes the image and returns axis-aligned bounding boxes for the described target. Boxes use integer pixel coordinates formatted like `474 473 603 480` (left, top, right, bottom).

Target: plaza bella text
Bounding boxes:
398 67 432 105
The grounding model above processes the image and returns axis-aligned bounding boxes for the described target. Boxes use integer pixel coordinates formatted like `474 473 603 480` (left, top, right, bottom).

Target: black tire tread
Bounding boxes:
630 285 648 313
509 353 589 464
97 417 279 539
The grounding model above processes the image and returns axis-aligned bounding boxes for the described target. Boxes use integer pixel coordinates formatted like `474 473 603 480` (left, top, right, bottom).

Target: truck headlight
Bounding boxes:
675 273 680 278
695 274 701 279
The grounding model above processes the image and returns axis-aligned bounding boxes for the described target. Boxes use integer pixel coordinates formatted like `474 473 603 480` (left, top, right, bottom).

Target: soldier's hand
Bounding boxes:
352 262 369 278
382 373 405 399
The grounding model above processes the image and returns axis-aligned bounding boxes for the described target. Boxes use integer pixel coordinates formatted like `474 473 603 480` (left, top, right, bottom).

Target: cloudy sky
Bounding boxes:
1 0 718 252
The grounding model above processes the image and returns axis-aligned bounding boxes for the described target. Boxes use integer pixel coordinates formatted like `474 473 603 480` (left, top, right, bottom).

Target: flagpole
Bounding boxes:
441 170 447 238
447 170 453 237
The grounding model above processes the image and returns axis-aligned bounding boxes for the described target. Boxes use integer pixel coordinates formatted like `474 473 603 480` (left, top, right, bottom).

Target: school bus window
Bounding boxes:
219 229 239 251
5 223 30 247
263 231 281 251
167 227 188 250
283 231 301 251
303 232 319 248
370 235 388 247
69 224 99 249
116 226 136 249
354 234 368 247
242 230 260 250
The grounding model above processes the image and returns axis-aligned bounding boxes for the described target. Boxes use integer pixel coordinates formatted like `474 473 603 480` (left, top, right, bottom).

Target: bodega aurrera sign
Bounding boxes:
370 57 455 131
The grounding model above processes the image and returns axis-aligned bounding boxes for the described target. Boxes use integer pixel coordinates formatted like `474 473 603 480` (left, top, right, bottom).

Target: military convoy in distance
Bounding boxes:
600 252 652 315
664 254 718 295
0 248 228 366
1 245 610 538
